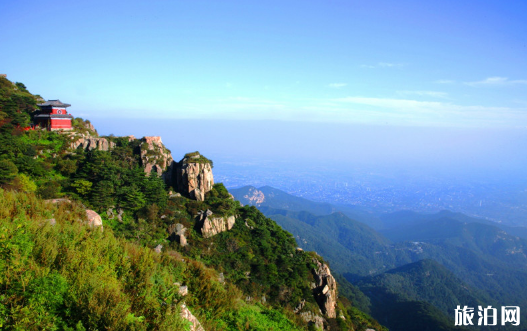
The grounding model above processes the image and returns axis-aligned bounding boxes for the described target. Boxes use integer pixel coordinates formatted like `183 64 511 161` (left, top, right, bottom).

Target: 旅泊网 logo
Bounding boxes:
455 305 520 326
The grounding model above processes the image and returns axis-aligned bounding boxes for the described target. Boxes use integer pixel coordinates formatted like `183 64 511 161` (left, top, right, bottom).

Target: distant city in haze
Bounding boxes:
214 160 527 227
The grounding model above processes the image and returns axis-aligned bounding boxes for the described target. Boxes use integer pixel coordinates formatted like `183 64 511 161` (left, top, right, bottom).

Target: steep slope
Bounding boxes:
232 185 527 330
0 76 386 331
260 207 397 277
357 259 493 317
370 300 467 331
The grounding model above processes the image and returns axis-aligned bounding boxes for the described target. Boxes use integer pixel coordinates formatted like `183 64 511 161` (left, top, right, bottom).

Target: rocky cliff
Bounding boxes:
312 259 338 318
69 131 175 183
137 136 174 179
197 209 236 238
174 152 214 201
70 135 115 151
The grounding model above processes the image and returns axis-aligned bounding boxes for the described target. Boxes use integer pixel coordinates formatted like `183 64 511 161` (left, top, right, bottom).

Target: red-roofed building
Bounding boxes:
34 99 74 130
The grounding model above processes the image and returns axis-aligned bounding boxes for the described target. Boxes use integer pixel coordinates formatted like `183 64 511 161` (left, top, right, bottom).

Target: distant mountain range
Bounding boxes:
231 185 527 331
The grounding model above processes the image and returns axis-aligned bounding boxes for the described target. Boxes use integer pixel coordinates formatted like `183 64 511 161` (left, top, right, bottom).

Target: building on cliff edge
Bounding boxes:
34 99 74 130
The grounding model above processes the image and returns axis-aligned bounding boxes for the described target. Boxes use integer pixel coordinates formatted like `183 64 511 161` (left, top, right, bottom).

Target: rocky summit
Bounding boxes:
174 152 214 201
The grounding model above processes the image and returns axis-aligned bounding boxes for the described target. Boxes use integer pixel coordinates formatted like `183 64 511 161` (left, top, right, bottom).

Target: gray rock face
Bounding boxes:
169 223 188 247
138 136 174 179
83 121 98 135
174 153 213 201
178 285 188 296
312 259 337 318
45 198 72 204
180 304 205 331
294 299 306 313
71 136 115 151
242 187 265 205
300 311 325 330
226 215 236 230
106 207 124 222
86 209 103 230
197 210 236 238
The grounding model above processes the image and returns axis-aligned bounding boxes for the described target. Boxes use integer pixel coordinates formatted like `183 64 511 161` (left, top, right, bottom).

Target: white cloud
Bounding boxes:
335 97 444 110
331 96 526 127
465 77 527 86
164 95 527 127
435 79 455 84
334 96 511 112
397 91 448 98
378 62 403 67
329 83 347 88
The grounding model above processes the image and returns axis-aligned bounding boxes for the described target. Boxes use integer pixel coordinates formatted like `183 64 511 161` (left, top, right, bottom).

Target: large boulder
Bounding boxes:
169 223 188 246
197 210 236 238
86 209 103 230
174 152 213 201
312 259 337 318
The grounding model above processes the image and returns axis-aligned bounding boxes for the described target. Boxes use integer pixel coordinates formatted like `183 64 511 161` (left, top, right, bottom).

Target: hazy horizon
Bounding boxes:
93 118 527 177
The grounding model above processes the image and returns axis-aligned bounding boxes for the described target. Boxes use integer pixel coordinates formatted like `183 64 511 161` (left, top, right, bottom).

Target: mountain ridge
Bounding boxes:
0 76 387 330
231 184 527 331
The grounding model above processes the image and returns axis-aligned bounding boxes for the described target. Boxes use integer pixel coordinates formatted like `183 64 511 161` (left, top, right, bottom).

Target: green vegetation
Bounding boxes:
0 189 189 330
233 185 527 331
357 259 491 330
71 117 97 136
221 303 304 331
182 151 213 167
0 76 386 330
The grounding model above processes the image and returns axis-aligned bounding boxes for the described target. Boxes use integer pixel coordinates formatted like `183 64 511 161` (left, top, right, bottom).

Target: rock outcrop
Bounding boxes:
107 207 124 222
169 223 188 246
138 136 173 178
300 311 325 330
174 152 213 201
82 121 98 136
312 259 337 318
86 209 103 230
71 136 115 151
69 133 175 183
45 198 72 204
180 304 205 331
197 210 236 238
243 187 265 205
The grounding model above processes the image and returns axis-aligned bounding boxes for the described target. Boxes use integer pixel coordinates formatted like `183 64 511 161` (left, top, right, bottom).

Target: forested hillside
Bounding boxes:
232 185 527 331
0 76 386 330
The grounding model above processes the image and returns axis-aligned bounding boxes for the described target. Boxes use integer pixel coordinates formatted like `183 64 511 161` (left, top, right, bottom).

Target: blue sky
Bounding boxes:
2 0 527 128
